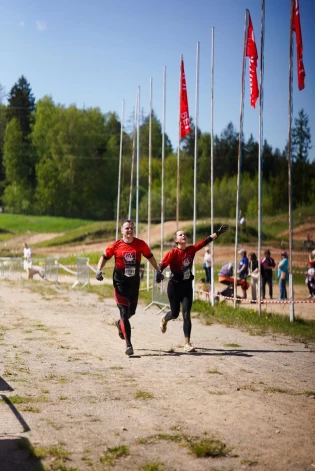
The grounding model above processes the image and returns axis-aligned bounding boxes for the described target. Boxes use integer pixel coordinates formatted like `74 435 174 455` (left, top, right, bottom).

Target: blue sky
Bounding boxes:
1 0 314 161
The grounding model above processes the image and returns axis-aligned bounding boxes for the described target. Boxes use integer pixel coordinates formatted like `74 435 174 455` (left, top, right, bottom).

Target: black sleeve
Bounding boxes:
205 236 214 245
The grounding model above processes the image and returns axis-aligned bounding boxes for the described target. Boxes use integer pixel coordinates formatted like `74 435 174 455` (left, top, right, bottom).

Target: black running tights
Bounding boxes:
165 280 193 338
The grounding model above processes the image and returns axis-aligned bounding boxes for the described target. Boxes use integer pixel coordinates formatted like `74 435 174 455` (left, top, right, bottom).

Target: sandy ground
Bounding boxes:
0 276 315 471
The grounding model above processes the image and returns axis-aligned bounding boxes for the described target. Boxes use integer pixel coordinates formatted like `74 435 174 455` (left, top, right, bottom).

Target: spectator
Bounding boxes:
260 249 276 299
203 247 212 284
309 249 315 264
23 242 32 271
218 262 234 278
305 261 315 299
237 248 249 299
249 252 259 301
278 251 289 300
239 210 246 225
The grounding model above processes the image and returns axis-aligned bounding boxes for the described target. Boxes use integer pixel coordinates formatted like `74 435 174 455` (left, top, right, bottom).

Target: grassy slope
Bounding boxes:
1 205 314 251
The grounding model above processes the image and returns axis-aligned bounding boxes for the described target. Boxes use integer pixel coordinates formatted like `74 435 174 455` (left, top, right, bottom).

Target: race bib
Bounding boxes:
183 269 190 280
124 267 136 277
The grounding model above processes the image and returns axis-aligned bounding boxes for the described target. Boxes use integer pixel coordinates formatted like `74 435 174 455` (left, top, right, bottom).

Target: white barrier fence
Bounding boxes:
144 268 170 314
0 258 24 278
72 257 90 288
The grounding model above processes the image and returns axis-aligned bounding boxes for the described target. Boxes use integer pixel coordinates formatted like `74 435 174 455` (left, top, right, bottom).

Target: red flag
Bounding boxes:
292 0 305 90
180 59 190 139
246 12 259 108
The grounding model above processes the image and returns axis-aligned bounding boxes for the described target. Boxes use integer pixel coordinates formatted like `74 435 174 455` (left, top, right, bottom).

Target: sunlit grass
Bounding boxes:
135 390 154 400
0 213 93 233
100 445 129 465
187 436 230 458
193 300 315 343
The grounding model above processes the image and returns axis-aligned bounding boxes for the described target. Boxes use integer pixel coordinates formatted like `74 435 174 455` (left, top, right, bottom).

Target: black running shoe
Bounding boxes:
125 345 134 356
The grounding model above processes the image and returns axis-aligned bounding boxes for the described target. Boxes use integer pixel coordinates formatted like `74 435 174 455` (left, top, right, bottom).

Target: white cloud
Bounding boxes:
36 21 47 31
19 21 25 27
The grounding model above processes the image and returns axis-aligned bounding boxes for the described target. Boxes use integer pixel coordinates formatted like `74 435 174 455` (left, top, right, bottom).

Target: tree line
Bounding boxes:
0 76 313 221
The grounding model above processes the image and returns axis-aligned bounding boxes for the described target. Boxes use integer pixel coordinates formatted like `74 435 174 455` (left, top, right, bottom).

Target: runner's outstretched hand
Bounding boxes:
216 224 229 237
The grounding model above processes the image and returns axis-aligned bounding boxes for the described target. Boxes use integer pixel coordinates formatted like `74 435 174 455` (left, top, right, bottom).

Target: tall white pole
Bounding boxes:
116 99 124 240
176 54 182 230
161 66 166 259
234 10 247 308
210 28 215 306
147 77 153 290
128 102 137 220
258 0 265 315
288 0 295 321
136 86 140 237
193 41 200 296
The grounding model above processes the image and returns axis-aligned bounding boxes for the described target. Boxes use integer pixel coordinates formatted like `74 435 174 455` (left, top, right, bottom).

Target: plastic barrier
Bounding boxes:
144 268 170 314
72 257 90 288
0 257 23 279
45 257 59 282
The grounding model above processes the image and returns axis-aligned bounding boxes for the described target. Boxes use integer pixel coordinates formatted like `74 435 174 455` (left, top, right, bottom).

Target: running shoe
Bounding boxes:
125 345 134 356
115 320 124 340
184 343 196 353
160 315 167 333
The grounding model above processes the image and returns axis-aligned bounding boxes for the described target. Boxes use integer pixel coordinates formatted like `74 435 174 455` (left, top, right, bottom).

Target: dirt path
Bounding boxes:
0 279 314 471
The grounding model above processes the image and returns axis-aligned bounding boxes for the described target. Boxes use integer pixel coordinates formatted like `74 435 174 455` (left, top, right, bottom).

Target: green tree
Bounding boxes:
181 117 201 157
214 122 240 179
139 111 173 159
5 76 37 194
0 84 7 202
33 101 112 218
6 76 35 136
292 109 311 163
0 104 8 202
3 118 33 212
291 109 313 206
243 134 258 177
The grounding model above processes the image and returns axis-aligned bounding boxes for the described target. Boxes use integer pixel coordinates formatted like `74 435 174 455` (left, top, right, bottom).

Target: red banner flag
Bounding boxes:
292 0 305 90
180 59 190 139
246 12 259 108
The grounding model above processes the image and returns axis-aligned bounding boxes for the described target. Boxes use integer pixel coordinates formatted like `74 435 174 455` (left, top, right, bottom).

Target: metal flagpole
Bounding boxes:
288 0 295 321
136 86 140 237
116 99 125 240
234 10 247 308
161 66 166 259
258 0 265 315
176 54 182 230
147 77 153 291
128 101 137 220
193 41 200 297
210 28 215 306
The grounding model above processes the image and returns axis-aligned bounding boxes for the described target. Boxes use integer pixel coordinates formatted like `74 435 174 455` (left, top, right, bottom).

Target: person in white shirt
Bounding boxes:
203 247 213 284
23 243 32 271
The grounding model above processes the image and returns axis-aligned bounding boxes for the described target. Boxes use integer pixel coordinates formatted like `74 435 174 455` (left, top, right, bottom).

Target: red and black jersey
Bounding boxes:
103 237 153 275
160 236 213 281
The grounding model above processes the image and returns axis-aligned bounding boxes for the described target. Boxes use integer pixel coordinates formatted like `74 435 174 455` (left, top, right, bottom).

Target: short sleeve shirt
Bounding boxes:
103 238 153 277
23 247 32 260
238 256 249 278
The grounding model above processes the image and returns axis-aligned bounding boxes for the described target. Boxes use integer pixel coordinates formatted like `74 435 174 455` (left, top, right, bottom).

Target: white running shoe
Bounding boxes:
184 343 196 353
160 316 167 333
